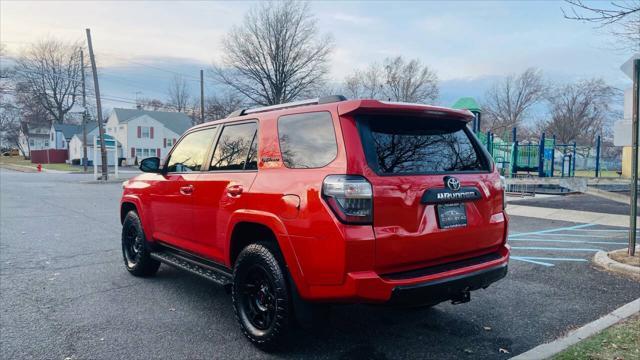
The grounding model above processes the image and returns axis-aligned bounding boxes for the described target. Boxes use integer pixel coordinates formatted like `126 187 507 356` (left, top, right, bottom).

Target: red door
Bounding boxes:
148 127 219 251
190 122 258 263
148 173 198 248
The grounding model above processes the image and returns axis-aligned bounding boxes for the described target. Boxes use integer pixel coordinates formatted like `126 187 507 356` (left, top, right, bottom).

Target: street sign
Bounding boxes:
621 54 640 79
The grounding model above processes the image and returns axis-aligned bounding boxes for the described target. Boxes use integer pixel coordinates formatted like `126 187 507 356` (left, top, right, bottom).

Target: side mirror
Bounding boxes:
139 157 161 173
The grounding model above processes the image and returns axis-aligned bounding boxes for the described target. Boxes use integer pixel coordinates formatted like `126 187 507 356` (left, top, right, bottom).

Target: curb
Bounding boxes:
584 187 635 205
0 164 38 173
511 298 640 360
593 248 640 281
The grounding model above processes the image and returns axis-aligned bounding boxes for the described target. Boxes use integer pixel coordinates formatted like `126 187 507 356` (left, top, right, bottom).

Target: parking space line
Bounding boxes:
561 229 629 232
521 233 627 238
509 239 627 245
513 256 589 262
510 246 602 252
511 256 554 267
509 223 596 238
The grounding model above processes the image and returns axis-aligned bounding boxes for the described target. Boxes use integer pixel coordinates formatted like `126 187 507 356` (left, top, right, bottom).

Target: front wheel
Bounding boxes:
121 211 160 277
232 243 291 349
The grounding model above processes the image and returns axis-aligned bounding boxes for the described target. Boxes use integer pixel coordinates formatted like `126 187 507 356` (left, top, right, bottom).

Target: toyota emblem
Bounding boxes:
444 176 461 191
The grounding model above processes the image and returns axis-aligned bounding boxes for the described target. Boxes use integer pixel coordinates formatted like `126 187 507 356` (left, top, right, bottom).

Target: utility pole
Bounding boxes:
200 69 205 124
629 59 639 256
85 28 108 180
81 50 88 172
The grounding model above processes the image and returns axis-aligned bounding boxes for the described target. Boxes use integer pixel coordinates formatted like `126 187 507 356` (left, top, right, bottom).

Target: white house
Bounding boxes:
18 125 50 157
69 132 122 166
105 108 192 165
49 123 87 150
68 122 102 165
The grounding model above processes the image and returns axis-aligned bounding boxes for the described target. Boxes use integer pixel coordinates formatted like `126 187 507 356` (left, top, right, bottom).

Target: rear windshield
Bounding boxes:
357 115 490 175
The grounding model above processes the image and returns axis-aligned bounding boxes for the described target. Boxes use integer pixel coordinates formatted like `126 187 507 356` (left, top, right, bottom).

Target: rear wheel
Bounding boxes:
121 211 160 277
232 243 291 349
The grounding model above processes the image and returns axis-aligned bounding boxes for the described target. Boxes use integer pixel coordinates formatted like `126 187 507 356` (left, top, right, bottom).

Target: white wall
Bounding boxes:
105 112 185 165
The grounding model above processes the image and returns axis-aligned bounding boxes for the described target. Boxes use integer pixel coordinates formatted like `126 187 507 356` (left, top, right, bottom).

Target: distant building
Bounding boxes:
18 125 50 157
69 132 121 166
49 122 97 150
105 108 192 165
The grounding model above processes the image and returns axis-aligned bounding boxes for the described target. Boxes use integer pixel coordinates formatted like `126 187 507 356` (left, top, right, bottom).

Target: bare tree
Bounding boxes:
482 68 547 134
15 39 82 125
136 97 166 111
205 92 246 120
342 57 438 103
563 0 640 52
540 78 617 145
213 1 333 105
167 75 191 112
382 57 439 103
343 63 385 100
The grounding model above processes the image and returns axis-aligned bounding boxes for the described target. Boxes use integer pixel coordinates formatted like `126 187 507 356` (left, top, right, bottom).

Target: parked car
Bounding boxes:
1 149 19 157
120 96 509 347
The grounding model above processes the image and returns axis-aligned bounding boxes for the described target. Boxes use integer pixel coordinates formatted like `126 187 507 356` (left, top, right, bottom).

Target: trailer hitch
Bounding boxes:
451 290 471 305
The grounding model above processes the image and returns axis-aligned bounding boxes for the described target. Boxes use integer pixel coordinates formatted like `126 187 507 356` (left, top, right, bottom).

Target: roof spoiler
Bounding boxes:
337 100 474 121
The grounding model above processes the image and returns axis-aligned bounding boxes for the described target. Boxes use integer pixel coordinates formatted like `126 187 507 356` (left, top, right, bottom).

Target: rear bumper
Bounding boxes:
388 263 507 306
303 245 509 304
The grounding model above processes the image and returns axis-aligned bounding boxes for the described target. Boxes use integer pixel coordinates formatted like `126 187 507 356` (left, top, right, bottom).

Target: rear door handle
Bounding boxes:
180 185 194 195
227 184 244 197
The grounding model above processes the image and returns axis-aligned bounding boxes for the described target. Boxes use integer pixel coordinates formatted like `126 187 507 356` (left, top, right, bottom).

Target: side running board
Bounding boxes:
150 245 232 286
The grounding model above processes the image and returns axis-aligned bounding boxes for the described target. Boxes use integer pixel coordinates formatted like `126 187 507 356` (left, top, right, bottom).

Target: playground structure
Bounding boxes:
452 97 623 179
475 128 622 178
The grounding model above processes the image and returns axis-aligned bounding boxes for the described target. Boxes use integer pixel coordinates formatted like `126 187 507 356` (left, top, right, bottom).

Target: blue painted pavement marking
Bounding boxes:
512 256 589 262
519 233 627 238
511 256 554 267
560 229 629 232
510 246 602 252
508 238 627 245
509 223 596 238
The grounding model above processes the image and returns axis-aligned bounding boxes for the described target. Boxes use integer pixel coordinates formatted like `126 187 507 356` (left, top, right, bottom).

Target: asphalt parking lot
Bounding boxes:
1 169 638 359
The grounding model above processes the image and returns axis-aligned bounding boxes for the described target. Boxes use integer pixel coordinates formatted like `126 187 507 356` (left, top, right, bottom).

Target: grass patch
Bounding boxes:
573 170 622 178
0 156 81 172
554 314 640 360
609 250 640 267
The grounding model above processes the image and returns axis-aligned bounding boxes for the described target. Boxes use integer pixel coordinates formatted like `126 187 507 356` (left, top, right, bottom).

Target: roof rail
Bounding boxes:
227 95 347 118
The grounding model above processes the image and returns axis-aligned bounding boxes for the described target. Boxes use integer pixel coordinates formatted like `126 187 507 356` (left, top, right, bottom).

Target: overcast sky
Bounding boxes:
0 0 633 110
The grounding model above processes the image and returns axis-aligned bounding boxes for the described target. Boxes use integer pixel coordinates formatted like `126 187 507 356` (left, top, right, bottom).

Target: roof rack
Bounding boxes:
227 95 347 118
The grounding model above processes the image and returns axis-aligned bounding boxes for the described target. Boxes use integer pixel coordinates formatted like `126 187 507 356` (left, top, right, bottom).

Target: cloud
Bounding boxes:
330 13 375 25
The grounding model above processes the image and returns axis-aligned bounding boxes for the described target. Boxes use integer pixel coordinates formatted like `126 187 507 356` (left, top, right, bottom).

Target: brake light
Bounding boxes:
322 175 373 224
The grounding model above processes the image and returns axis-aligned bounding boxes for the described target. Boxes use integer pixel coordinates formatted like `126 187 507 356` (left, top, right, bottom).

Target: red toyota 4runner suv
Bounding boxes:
120 96 509 347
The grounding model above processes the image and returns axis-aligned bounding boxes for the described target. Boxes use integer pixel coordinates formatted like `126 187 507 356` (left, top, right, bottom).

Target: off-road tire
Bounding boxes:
121 211 160 277
232 242 291 349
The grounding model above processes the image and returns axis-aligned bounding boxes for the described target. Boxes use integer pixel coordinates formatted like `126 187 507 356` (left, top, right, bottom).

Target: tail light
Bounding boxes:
322 175 373 224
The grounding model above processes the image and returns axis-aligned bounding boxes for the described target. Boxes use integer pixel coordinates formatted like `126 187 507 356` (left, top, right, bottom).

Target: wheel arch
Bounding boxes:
226 211 308 295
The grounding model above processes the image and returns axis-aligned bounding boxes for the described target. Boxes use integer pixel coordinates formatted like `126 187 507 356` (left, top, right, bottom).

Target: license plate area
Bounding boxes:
436 203 467 229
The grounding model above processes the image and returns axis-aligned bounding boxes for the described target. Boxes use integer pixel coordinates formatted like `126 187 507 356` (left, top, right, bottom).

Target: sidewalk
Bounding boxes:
507 204 638 227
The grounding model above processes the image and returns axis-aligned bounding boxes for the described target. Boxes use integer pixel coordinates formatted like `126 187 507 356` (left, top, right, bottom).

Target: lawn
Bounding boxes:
554 314 640 360
0 156 82 172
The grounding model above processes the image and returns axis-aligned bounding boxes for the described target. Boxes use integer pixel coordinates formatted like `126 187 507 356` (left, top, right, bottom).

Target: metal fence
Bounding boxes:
476 128 624 178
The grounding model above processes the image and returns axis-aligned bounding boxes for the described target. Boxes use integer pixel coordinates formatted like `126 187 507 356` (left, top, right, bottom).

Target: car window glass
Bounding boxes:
358 116 488 174
210 122 258 171
278 112 337 168
166 127 217 172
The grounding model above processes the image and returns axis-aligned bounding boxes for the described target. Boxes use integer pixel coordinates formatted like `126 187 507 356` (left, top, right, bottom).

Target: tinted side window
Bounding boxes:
278 112 337 168
166 127 217 172
210 122 258 171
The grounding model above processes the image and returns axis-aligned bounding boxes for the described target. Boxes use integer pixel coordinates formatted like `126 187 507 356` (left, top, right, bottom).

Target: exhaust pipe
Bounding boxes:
451 290 471 305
